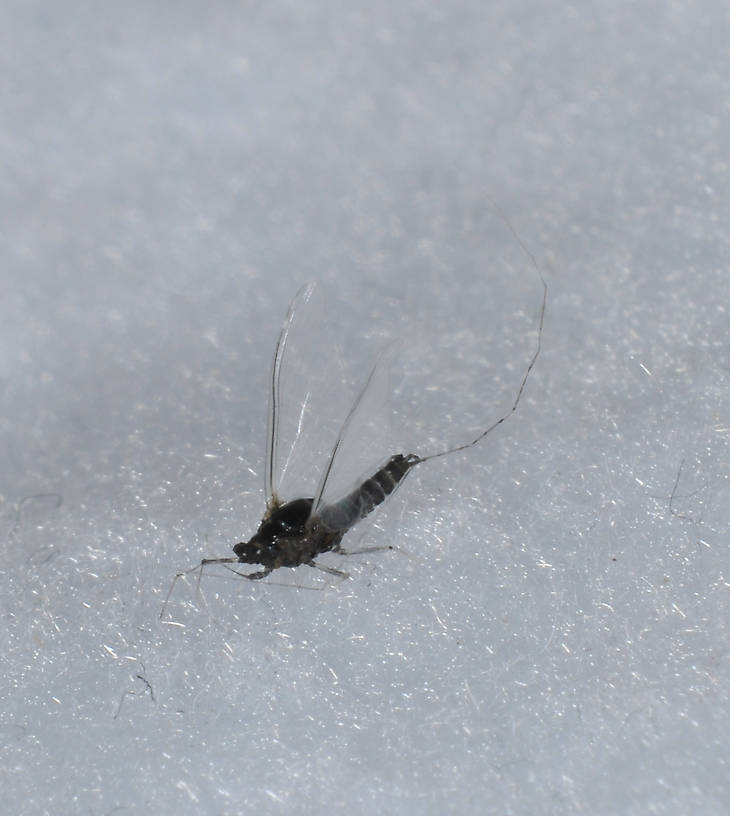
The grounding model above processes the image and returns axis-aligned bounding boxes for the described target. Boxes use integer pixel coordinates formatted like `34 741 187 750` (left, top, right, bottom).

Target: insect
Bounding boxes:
161 271 546 619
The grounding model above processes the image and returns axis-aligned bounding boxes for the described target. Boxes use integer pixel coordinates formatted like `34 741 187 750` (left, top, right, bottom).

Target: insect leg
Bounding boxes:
222 565 273 581
332 543 394 556
308 561 350 579
159 557 239 620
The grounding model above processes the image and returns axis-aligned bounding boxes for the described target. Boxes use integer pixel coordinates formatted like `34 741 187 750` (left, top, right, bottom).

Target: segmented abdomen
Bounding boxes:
316 453 421 532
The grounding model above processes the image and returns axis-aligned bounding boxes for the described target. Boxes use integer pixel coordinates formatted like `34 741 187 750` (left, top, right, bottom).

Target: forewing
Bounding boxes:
265 283 315 506
264 283 357 506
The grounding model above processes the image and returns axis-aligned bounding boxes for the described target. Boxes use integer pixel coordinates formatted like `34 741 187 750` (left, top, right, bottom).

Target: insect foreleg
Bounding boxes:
159 556 240 620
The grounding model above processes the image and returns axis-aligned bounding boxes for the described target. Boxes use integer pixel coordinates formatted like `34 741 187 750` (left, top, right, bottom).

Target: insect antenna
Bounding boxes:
416 230 547 466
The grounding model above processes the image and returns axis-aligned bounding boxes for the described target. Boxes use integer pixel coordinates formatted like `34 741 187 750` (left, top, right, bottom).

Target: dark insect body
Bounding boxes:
161 267 546 619
233 453 421 577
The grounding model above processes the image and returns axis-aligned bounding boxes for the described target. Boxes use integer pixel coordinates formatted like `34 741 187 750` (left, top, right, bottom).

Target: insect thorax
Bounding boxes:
233 497 343 568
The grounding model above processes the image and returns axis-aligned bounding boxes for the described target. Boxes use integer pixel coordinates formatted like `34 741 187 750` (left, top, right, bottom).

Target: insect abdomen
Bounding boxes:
317 453 421 532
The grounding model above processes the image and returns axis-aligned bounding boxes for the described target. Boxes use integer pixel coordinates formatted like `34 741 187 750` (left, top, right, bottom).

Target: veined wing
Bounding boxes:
265 283 362 509
264 282 315 508
311 340 400 522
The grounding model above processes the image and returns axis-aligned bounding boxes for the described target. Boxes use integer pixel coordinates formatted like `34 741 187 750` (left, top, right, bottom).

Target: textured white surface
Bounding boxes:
1 1 728 814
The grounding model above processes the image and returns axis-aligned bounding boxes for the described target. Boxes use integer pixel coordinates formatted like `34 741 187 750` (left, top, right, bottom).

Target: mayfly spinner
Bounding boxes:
161 275 546 618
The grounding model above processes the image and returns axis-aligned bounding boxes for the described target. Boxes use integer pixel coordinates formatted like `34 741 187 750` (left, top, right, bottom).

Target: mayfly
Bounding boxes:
161 273 546 619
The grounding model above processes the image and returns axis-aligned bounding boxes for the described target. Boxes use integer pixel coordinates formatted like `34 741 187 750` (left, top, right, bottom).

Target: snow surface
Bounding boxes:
1 1 728 814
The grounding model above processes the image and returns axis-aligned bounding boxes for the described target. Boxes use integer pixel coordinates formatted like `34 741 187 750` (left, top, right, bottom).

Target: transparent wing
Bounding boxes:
264 282 315 507
265 283 368 507
264 284 399 516
311 341 399 518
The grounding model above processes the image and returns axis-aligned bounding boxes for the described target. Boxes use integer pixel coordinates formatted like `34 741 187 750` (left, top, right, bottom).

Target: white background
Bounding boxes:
1 1 728 814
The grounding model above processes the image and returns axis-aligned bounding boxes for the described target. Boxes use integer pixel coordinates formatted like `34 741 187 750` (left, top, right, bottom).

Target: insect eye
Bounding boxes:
233 541 258 561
